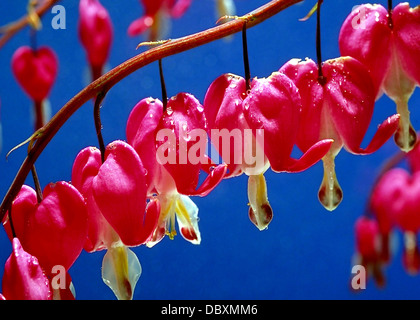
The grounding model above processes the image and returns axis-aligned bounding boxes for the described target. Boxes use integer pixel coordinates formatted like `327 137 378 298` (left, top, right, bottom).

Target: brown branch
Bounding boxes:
0 0 302 221
0 0 61 49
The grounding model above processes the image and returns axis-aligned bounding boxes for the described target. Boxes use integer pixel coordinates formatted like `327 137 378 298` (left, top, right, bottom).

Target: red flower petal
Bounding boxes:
127 16 154 36
72 146 112 252
92 140 151 246
4 183 88 274
338 4 392 97
393 3 420 86
355 216 380 261
11 46 58 102
203 73 249 178
78 0 113 69
280 58 324 153
2 238 52 300
285 139 333 173
157 92 226 195
126 97 164 195
322 57 397 155
170 0 192 18
31 182 88 273
372 168 420 233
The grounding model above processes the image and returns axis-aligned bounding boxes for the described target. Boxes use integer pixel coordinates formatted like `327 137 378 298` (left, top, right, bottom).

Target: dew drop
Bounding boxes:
166 107 173 115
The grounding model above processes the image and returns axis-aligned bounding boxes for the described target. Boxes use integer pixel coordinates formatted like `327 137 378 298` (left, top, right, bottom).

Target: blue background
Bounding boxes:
1 0 420 300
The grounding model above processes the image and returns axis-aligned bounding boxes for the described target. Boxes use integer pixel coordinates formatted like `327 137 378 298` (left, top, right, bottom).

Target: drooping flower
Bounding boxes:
1 238 52 300
203 73 333 230
3 183 87 275
339 3 420 152
369 194 394 265
78 0 113 81
91 141 158 247
11 46 58 103
2 182 88 299
126 93 227 246
11 45 58 129
71 141 160 300
353 216 385 288
280 57 400 211
370 167 420 275
128 0 192 41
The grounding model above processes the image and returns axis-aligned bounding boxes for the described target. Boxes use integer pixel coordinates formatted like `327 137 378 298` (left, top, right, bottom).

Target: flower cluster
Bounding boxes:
353 141 420 287
343 2 420 289
1 0 420 299
339 3 420 152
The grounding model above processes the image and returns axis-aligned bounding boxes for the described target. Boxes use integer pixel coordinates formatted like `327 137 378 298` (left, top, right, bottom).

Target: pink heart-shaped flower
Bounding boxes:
2 238 52 300
91 140 159 247
371 168 420 233
11 46 58 102
78 0 113 73
4 182 88 274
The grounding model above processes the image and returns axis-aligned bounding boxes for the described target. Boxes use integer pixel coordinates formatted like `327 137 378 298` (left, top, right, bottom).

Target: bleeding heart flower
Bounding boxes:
353 216 385 287
78 0 113 81
339 3 420 152
71 143 159 299
372 168 420 234
89 140 159 247
128 0 192 40
11 46 58 103
126 94 227 246
204 72 333 230
370 167 420 275
369 192 394 264
72 146 115 253
11 45 58 130
280 57 400 211
1 238 52 300
3 182 88 275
